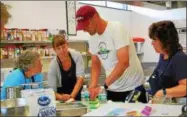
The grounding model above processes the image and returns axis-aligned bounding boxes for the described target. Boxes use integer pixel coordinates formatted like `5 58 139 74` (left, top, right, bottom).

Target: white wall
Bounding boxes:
3 1 66 29
130 5 186 20
161 8 186 20
130 6 186 62
3 1 132 41
131 12 160 62
173 19 186 28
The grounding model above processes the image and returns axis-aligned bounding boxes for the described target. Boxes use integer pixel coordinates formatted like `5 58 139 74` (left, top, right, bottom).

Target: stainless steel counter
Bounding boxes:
56 102 88 116
1 98 29 116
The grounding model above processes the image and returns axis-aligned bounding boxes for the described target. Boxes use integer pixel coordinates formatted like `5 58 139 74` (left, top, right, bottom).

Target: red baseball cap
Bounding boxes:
76 5 97 31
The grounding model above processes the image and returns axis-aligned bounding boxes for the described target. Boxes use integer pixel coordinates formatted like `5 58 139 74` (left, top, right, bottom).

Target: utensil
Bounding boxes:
21 82 40 89
6 86 23 99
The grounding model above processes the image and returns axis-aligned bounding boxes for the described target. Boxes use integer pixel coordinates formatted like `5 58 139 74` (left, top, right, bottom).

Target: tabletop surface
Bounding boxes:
83 102 183 116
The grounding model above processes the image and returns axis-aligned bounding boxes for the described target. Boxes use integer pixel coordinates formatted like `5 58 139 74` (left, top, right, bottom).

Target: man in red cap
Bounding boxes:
76 5 147 103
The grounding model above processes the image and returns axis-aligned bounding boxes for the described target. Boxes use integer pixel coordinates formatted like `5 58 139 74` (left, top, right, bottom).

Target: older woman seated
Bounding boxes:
1 50 43 100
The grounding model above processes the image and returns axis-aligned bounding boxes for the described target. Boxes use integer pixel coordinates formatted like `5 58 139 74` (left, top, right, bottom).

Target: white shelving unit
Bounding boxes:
0 40 51 44
0 39 91 71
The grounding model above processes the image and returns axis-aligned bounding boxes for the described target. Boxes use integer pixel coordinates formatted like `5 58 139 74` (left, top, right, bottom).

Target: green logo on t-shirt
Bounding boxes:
97 42 110 60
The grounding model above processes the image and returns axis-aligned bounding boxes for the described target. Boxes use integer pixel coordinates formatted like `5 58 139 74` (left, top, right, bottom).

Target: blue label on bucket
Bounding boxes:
38 96 51 106
38 106 56 117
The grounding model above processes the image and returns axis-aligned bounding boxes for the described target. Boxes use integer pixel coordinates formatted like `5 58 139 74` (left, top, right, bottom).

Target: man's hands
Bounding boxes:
88 78 110 101
88 85 101 100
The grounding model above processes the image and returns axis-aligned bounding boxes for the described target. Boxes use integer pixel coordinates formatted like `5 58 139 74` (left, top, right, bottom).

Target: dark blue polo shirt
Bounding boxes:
155 51 187 89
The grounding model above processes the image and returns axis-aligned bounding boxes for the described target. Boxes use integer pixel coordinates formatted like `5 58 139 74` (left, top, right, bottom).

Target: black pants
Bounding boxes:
106 86 147 103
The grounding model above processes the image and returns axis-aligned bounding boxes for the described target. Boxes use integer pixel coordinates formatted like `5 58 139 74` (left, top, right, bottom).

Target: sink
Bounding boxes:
56 102 88 116
1 98 29 116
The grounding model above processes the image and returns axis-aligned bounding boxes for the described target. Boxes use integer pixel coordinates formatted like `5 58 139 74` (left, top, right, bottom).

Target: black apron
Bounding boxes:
148 57 172 95
57 53 82 101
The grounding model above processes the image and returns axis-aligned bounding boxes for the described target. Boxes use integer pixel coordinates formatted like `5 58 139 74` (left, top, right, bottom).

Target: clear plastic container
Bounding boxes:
81 85 90 106
98 86 107 104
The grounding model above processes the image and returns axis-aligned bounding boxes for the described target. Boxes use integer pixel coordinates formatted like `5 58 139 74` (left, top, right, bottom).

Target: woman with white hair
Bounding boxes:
1 50 43 100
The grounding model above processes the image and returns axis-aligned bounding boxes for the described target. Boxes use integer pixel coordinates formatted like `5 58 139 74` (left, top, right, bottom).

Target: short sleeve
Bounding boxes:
34 73 44 88
75 52 85 78
1 72 21 100
88 39 97 55
47 59 58 92
172 54 187 81
1 86 6 100
112 22 131 50
34 73 43 82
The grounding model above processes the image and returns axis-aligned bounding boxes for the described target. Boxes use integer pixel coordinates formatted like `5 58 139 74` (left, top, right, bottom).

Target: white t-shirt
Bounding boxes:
88 21 145 92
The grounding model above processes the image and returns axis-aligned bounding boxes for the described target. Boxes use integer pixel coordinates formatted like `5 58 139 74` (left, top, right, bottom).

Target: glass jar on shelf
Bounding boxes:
1 48 4 59
17 29 23 41
1 29 4 40
48 29 53 41
9 29 14 40
45 47 49 57
39 29 48 41
0 48 3 59
37 30 42 41
34 29 38 41
12 28 18 41
14 47 21 58
3 48 8 59
27 29 32 41
1 28 7 40
36 47 40 55
30 29 36 41
8 46 15 59
22 29 28 41
7 29 12 40
41 48 45 57
38 48 45 57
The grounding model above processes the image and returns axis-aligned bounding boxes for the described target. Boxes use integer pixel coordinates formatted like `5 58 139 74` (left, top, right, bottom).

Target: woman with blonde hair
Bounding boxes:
47 34 84 101
1 50 43 100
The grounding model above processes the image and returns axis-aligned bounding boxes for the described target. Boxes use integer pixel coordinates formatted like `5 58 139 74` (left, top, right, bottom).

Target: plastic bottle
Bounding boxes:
98 86 107 104
81 85 89 106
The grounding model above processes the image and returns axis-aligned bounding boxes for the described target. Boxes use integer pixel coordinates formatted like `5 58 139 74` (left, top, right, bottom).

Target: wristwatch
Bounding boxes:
163 88 167 95
104 83 108 89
